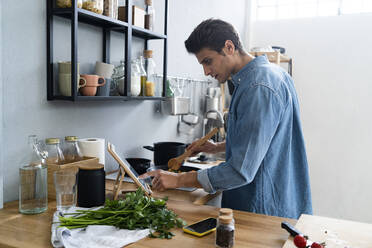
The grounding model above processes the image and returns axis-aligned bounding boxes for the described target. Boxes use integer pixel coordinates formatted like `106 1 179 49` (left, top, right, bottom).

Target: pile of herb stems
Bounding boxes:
58 189 186 239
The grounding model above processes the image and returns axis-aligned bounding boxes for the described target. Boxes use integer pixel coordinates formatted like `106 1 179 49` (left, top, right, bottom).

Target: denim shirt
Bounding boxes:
197 55 312 219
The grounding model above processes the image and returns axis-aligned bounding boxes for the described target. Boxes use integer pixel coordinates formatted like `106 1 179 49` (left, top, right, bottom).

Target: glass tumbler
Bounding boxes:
19 164 48 214
53 171 78 212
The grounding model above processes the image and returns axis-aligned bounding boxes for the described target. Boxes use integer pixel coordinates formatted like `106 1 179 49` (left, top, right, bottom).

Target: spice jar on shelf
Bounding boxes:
57 0 83 8
103 0 118 19
216 215 235 248
82 0 103 14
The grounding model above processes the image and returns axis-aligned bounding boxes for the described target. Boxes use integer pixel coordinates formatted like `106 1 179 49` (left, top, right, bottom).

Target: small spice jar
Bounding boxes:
218 208 234 224
216 215 235 248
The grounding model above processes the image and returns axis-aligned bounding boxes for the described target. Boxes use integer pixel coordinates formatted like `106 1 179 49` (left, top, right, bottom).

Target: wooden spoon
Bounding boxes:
168 128 219 170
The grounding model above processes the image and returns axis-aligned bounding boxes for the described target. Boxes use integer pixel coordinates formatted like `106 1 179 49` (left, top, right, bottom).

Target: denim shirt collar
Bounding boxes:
231 55 269 87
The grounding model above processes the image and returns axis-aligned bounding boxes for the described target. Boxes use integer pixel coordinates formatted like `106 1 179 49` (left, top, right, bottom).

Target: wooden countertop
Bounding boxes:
0 195 296 248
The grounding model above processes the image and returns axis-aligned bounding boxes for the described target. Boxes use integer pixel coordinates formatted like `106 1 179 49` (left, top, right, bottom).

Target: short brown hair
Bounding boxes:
185 19 244 54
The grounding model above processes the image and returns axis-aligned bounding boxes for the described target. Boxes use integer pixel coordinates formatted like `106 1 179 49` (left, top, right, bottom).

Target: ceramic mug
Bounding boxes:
59 73 86 96
79 85 99 96
96 78 111 96
80 74 106 87
58 61 80 81
95 61 114 79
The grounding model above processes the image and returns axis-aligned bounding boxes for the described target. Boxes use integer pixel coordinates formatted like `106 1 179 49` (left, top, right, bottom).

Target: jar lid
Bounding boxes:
146 0 152 6
219 215 233 225
45 138 60 144
79 163 104 170
65 136 78 141
144 50 153 58
219 208 233 217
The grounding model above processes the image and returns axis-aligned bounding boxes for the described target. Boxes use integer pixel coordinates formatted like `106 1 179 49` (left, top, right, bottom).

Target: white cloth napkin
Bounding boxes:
51 207 150 248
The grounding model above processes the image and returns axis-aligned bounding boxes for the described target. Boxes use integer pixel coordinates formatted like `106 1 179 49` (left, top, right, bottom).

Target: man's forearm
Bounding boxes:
177 171 203 188
215 141 226 153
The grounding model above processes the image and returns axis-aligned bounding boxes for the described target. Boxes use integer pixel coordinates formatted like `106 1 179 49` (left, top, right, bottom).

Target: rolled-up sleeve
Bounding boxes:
196 84 284 193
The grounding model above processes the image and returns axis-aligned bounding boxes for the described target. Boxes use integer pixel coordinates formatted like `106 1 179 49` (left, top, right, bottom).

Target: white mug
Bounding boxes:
95 61 114 79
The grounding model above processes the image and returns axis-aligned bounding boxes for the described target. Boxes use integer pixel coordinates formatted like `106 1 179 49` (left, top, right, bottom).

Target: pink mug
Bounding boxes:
80 74 106 87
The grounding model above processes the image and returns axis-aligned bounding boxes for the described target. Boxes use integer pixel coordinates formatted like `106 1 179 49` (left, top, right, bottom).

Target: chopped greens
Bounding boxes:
58 189 186 239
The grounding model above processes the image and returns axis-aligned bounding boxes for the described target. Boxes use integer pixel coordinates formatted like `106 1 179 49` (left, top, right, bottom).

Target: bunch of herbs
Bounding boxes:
58 189 186 239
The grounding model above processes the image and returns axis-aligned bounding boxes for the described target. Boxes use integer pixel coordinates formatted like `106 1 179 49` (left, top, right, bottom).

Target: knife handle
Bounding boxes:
281 222 302 237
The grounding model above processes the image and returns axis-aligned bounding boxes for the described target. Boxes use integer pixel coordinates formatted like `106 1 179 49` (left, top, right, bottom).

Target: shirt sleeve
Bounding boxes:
197 84 284 193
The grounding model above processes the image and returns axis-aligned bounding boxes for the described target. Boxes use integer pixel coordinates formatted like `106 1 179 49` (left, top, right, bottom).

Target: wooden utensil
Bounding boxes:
168 128 219 170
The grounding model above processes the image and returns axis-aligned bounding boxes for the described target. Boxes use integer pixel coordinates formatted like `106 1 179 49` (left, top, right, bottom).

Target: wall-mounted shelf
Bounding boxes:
47 0 169 101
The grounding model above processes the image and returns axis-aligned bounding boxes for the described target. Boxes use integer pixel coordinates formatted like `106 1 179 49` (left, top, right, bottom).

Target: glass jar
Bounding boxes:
131 59 141 96
138 56 147 96
112 60 125 95
103 0 118 19
57 0 83 8
82 0 103 14
45 138 65 165
19 135 48 214
64 136 83 163
145 0 155 31
216 215 235 248
144 50 156 96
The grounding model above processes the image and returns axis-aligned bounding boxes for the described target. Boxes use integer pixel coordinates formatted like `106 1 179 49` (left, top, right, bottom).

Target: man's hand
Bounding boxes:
187 140 221 156
139 170 179 191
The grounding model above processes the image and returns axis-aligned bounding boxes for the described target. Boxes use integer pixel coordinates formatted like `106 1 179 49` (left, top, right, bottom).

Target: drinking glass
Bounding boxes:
53 171 77 212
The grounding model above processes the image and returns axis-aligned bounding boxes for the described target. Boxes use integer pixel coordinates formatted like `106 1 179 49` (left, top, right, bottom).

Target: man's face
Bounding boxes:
195 47 233 83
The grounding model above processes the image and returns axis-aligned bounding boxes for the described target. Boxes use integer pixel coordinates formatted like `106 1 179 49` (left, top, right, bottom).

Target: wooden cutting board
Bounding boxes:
282 214 372 248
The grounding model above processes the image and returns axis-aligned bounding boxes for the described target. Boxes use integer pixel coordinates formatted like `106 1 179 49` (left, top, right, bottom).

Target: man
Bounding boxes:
140 18 312 219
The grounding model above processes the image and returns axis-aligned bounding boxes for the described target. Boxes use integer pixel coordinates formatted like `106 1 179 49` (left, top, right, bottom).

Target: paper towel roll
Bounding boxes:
78 138 105 166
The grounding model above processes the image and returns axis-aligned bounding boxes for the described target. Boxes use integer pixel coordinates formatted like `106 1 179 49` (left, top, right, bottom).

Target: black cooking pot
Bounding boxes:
125 158 151 175
143 142 187 166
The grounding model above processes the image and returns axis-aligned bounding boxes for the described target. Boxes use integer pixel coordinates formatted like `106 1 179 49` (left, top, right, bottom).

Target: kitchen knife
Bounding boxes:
281 222 302 237
282 222 323 247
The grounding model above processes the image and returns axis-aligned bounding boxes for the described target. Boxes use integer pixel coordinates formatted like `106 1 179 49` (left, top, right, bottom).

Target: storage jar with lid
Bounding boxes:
77 164 105 207
82 0 103 14
112 60 125 95
144 50 156 96
139 56 147 96
103 0 118 19
64 136 83 163
56 0 83 8
19 135 48 214
216 215 235 248
145 0 155 31
45 138 65 165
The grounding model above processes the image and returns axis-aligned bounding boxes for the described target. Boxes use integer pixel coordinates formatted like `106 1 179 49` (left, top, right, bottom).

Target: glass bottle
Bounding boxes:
131 59 141 96
19 135 48 214
216 215 235 248
144 50 156 97
145 0 155 31
139 56 147 96
112 60 125 95
64 136 83 163
45 138 65 165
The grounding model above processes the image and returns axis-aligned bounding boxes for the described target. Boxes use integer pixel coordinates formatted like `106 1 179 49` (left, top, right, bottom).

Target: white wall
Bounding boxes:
0 0 3 209
251 14 372 223
1 0 248 205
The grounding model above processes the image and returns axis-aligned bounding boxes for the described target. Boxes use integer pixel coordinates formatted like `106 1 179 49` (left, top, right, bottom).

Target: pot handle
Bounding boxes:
143 146 154 151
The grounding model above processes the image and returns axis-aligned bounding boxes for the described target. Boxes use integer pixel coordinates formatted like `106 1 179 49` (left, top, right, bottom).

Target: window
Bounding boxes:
255 0 372 21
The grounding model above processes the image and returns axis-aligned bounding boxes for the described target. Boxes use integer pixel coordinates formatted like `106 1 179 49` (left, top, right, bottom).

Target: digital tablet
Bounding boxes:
107 142 152 196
